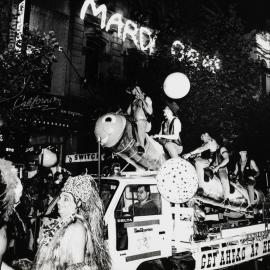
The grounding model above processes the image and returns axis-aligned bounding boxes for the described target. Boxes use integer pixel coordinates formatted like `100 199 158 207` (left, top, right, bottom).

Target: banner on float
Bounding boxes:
195 230 270 270
65 153 105 163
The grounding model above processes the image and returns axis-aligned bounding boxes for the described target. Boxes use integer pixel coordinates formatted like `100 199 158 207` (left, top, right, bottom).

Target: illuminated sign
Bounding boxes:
80 0 155 54
65 152 105 163
15 0 25 50
13 94 62 111
171 40 221 73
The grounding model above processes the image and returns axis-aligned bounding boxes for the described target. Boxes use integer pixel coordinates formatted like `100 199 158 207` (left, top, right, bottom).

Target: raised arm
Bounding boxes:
184 142 211 158
142 96 153 116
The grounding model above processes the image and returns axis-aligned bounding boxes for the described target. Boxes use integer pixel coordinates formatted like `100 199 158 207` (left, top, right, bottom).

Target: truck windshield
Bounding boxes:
100 179 118 211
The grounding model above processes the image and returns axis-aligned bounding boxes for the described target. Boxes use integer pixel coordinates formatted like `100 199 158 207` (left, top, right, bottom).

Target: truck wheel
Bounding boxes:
169 253 195 270
137 259 166 270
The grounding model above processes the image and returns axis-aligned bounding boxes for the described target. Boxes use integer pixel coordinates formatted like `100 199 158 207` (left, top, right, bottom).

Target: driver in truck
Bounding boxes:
129 185 159 216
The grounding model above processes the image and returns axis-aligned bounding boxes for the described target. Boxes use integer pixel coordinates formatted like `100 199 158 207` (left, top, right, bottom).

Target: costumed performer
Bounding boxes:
153 101 183 158
233 147 260 209
126 86 153 155
32 174 111 270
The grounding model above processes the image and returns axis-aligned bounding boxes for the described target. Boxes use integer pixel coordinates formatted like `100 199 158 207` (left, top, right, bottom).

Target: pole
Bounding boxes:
97 136 101 193
58 144 63 167
266 171 269 192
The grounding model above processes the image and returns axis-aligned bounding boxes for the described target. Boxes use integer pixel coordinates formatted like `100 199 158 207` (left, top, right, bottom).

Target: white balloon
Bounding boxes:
163 72 190 99
39 148 57 167
156 158 198 203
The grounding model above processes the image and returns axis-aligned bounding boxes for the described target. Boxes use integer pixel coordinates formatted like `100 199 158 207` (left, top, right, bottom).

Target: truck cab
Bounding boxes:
99 171 194 270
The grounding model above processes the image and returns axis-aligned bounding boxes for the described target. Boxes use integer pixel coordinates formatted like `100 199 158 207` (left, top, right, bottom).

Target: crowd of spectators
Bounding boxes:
3 166 70 265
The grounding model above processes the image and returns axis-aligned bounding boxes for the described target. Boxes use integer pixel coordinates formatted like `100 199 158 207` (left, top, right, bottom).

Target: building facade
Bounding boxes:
3 0 152 172
252 32 270 95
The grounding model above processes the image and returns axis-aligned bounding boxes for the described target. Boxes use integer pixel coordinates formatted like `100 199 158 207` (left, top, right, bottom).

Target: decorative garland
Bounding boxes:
38 214 76 247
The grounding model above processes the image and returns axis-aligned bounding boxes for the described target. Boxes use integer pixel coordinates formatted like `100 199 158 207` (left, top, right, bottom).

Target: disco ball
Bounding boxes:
156 158 198 203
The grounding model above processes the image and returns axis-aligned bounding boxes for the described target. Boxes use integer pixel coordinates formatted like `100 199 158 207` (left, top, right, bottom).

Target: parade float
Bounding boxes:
91 73 270 270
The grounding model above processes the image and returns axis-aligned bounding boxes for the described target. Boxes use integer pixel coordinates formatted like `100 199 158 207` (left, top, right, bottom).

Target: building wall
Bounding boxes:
0 0 13 50
27 0 151 98
20 0 151 168
254 33 270 95
67 0 85 97
29 0 71 96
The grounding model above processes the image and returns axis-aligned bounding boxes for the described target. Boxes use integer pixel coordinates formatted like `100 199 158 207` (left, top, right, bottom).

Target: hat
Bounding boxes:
165 100 180 115
62 174 96 204
237 141 250 152
238 145 249 152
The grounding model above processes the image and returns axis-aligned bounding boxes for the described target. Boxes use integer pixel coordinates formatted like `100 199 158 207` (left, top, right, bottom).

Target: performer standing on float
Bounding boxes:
32 174 110 270
127 86 153 155
233 147 260 208
0 159 23 270
184 132 230 204
153 101 183 158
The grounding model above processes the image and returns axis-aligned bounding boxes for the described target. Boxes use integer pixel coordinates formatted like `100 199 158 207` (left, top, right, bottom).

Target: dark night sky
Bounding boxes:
209 0 269 30
164 0 270 31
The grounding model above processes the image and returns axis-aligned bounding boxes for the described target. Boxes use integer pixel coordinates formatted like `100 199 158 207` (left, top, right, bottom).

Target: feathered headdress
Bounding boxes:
0 159 20 226
62 174 111 270
62 175 94 204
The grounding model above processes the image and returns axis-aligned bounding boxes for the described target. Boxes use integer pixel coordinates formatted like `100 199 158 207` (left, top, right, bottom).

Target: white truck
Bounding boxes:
98 170 270 270
88 112 270 270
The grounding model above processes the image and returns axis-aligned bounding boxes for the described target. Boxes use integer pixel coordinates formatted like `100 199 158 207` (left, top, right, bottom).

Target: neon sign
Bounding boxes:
80 0 155 54
171 40 221 73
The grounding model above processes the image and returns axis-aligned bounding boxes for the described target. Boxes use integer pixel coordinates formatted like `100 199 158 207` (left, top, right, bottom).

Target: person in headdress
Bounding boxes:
0 159 23 270
153 100 183 158
32 174 111 270
127 86 153 155
233 146 260 208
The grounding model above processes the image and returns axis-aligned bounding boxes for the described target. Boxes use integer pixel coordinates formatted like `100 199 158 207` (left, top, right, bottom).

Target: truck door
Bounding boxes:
113 184 172 268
